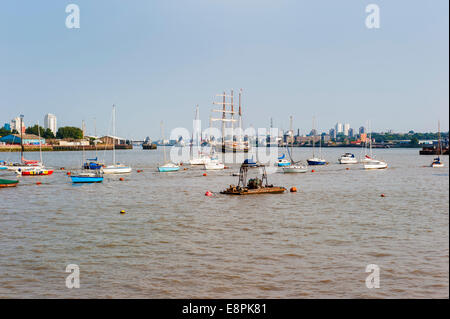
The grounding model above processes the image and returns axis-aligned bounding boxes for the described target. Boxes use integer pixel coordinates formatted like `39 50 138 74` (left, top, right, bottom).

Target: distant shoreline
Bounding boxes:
0 145 132 152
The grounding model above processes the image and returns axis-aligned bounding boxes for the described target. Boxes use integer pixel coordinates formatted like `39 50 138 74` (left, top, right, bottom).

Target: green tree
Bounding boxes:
25 125 55 138
56 126 83 139
0 127 11 137
410 137 419 145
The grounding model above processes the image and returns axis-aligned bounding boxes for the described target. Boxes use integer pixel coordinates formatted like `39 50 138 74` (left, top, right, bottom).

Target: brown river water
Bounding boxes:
0 148 448 298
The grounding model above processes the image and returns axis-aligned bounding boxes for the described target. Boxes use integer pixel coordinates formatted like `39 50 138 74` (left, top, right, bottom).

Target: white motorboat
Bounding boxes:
364 159 388 170
102 164 132 174
282 165 307 173
189 155 212 165
204 157 224 170
338 153 358 164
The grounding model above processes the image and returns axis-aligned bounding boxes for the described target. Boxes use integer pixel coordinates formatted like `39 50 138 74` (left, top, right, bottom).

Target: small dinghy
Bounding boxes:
0 178 19 188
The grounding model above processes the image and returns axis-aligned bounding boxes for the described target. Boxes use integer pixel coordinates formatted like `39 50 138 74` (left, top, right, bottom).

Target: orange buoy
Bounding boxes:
205 191 213 196
203 173 207 176
346 167 350 170
184 167 188 170
67 172 71 176
119 177 124 181
60 167 65 170
290 187 297 192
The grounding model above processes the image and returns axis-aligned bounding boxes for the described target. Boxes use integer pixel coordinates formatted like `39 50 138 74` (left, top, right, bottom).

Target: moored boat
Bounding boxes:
277 154 291 167
204 158 225 170
283 165 307 173
431 157 444 168
20 167 54 176
221 163 286 195
0 178 19 188
157 162 180 172
307 157 327 165
70 171 104 183
338 153 358 164
102 105 132 174
83 158 104 170
157 121 180 172
364 159 388 170
102 164 132 174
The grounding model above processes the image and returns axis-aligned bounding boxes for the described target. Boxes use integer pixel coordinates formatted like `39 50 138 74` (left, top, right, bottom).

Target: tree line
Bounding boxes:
0 125 84 139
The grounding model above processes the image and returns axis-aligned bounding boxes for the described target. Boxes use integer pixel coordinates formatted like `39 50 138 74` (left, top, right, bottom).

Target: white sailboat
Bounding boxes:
157 121 180 172
283 116 307 173
431 121 445 168
307 116 326 165
189 105 212 165
102 105 132 174
363 123 387 170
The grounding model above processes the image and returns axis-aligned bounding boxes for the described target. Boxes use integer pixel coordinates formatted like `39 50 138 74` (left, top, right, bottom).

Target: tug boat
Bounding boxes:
221 163 286 195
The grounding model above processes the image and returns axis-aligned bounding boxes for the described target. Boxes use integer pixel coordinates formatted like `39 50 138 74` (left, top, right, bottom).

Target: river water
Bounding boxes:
0 147 448 298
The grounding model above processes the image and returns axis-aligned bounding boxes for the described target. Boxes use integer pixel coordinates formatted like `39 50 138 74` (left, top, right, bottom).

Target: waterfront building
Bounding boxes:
0 133 45 145
44 113 57 135
335 122 343 134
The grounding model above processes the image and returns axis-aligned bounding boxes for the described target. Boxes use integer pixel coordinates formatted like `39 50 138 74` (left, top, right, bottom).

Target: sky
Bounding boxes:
1 0 448 139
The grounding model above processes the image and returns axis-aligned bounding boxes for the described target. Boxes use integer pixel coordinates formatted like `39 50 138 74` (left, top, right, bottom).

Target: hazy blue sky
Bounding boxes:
1 0 448 139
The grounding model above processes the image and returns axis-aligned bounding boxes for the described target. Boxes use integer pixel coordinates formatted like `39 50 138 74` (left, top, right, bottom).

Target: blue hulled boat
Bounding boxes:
83 158 103 170
277 154 291 167
70 172 104 183
307 158 327 165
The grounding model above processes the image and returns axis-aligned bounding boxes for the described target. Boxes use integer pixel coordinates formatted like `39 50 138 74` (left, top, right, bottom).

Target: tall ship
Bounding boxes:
211 89 250 153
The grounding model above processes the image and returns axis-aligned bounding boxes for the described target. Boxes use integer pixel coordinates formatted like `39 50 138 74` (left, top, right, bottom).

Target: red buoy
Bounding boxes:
205 191 213 196
67 172 71 176
203 173 207 176
346 167 350 170
290 187 297 192
311 169 315 173
380 194 385 197
119 177 124 181
36 182 42 185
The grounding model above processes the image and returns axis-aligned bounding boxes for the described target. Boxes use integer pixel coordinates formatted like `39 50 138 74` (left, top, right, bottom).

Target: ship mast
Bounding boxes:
438 120 442 155
20 114 24 163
